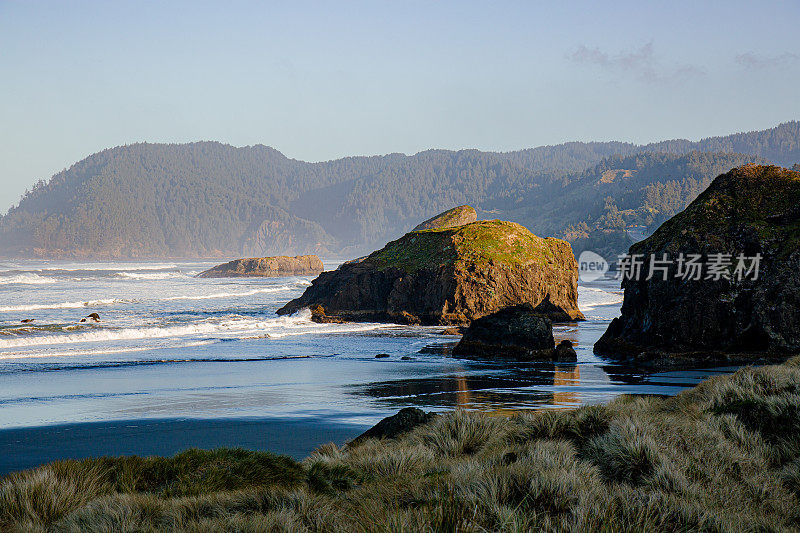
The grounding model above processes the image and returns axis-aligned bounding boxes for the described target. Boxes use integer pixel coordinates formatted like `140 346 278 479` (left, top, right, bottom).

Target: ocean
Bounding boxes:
0 259 738 434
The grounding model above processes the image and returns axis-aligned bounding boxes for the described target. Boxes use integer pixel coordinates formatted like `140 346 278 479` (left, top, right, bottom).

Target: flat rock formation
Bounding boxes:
595 165 800 367
198 255 324 278
411 205 477 231
277 215 584 325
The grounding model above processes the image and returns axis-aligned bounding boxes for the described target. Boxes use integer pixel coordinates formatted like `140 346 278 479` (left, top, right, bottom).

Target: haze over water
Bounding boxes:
0 261 732 430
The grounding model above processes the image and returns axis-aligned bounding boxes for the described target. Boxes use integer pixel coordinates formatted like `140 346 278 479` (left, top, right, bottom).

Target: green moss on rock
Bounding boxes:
370 220 559 273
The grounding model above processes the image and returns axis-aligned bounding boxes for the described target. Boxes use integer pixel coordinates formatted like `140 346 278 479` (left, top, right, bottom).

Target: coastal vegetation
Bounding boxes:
2 357 799 531
1 122 797 259
371 221 561 273
277 216 583 325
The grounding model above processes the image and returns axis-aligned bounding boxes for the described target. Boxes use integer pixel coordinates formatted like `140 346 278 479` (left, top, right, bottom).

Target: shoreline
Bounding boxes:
0 416 369 476
1 357 797 529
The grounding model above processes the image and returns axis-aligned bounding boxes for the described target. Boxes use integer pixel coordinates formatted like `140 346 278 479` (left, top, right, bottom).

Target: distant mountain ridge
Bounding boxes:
1 121 798 259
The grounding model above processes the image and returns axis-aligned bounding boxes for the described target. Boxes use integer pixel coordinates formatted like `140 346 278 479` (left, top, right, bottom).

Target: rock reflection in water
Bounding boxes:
349 355 738 415
350 362 582 412
552 365 580 407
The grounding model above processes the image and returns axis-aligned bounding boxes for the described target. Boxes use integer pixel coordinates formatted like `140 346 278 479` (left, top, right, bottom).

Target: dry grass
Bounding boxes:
2 357 800 531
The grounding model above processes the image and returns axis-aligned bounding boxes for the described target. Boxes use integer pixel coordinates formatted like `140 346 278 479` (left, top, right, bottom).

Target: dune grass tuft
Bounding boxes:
2 356 800 531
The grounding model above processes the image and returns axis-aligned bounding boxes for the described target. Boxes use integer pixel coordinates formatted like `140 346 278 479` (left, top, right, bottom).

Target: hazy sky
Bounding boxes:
1 0 799 212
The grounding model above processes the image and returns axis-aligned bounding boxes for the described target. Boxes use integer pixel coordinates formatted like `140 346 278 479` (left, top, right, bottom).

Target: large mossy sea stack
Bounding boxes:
198 255 324 278
278 209 584 325
595 165 800 366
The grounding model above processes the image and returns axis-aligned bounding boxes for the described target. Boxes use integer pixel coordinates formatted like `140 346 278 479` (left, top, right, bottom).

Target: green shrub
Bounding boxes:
585 420 661 485
88 448 305 497
306 462 359 494
411 409 506 457
0 466 108 530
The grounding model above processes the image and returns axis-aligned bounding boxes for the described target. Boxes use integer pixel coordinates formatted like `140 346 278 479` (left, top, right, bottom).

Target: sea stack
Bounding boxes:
595 165 800 367
452 303 575 361
198 255 324 278
277 207 583 325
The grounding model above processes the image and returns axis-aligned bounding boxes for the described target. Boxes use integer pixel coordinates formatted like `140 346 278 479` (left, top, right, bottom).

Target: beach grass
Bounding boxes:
2 357 799 531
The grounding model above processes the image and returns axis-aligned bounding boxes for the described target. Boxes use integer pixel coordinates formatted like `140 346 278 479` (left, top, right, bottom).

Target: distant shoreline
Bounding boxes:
0 416 369 476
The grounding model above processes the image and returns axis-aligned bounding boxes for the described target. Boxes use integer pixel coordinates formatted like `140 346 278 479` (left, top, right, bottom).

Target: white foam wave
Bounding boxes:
262 321 384 339
116 272 185 280
0 299 128 313
33 263 179 272
0 274 56 285
578 286 624 311
0 310 388 351
160 286 300 301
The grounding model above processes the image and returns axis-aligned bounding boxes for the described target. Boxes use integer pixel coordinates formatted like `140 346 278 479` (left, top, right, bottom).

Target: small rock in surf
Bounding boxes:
80 313 101 323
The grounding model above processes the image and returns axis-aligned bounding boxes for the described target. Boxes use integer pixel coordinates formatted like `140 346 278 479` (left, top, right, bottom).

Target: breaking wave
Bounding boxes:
33 263 180 272
0 299 128 313
578 286 624 311
0 274 56 285
115 272 186 280
160 285 307 301
0 310 387 351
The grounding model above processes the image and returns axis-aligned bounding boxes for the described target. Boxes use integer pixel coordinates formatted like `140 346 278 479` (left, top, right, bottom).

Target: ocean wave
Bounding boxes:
0 324 74 336
0 273 57 285
262 321 385 339
0 310 388 351
0 340 218 360
0 298 128 313
160 285 305 301
33 263 180 272
578 286 624 310
116 271 186 280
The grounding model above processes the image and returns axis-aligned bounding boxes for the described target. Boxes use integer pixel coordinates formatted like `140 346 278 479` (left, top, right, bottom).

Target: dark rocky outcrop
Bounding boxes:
554 340 578 362
452 303 571 361
349 407 437 445
595 165 800 367
277 213 583 325
80 313 100 323
198 255 323 278
412 205 477 231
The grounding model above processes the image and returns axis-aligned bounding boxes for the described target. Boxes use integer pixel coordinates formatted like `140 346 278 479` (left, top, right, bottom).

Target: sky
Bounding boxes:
1 0 799 212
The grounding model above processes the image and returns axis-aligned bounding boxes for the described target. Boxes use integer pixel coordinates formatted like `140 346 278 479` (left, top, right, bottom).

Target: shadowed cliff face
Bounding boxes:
278 219 583 325
595 165 800 367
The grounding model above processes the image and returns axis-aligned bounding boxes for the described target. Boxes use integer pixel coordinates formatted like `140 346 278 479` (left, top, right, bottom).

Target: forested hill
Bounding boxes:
1 121 799 259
